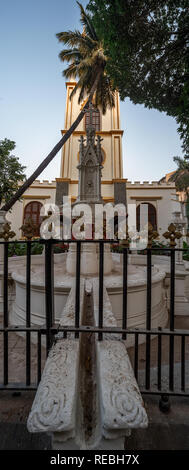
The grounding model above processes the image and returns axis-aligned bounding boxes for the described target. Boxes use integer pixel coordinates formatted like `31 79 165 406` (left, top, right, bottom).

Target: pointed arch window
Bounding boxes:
23 201 43 237
85 107 100 132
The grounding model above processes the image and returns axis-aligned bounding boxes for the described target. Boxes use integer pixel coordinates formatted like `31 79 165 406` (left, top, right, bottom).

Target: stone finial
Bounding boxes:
76 102 103 205
163 223 182 247
20 217 37 240
85 101 99 146
0 222 16 241
78 136 85 164
87 100 94 127
96 135 103 164
147 223 159 249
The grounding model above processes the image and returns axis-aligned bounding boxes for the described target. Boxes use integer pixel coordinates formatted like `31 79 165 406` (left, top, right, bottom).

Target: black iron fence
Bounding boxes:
0 238 189 409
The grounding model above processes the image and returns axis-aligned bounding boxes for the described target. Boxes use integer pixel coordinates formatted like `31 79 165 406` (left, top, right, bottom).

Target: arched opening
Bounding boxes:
23 201 43 237
85 107 100 132
136 203 157 231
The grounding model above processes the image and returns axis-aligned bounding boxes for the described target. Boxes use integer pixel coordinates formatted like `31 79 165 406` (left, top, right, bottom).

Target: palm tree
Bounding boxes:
169 156 189 228
2 2 115 213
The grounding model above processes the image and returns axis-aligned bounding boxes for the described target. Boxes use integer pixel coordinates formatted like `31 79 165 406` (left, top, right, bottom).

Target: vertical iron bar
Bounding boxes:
26 241 31 385
75 241 81 339
3 242 8 386
37 331 41 384
158 327 162 391
181 335 185 392
169 249 175 391
145 248 152 390
45 240 54 355
134 332 139 381
122 248 128 340
98 241 104 341
170 249 175 330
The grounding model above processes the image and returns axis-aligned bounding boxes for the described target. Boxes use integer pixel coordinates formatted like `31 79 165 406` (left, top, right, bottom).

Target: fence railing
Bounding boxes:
0 238 189 410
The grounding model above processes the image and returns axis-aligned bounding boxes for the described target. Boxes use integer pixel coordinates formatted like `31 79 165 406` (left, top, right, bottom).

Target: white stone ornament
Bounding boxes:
27 340 80 437
27 279 148 449
97 340 148 440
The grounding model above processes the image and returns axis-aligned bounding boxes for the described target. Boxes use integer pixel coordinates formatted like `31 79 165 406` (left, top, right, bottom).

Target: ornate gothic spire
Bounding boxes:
76 103 103 204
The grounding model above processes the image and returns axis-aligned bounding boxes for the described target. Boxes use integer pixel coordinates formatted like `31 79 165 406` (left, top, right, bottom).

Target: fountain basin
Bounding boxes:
10 256 168 346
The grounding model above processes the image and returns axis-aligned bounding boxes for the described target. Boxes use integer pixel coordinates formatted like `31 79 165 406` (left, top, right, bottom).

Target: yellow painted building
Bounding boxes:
57 78 126 205
6 79 177 239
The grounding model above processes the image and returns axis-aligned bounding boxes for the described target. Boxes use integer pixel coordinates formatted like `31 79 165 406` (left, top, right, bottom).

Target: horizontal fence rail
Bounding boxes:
0 238 189 407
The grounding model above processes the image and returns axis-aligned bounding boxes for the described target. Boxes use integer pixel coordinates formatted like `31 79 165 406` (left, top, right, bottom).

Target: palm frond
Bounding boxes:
70 68 94 101
173 156 189 170
56 31 96 50
63 63 79 79
59 49 82 63
77 1 98 42
69 81 81 99
78 79 90 103
56 30 95 50
77 56 95 69
57 2 116 115
95 74 116 114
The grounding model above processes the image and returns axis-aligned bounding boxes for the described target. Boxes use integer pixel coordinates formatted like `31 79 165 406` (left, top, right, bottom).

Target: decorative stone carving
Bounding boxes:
27 279 148 449
27 340 80 435
97 340 148 440
76 102 103 205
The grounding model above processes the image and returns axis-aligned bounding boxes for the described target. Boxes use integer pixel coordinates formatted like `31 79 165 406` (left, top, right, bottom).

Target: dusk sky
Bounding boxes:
0 0 183 183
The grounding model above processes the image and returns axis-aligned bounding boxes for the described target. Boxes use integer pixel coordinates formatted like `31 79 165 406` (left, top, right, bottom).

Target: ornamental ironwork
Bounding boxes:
147 223 159 249
163 223 182 248
20 217 38 240
0 222 16 241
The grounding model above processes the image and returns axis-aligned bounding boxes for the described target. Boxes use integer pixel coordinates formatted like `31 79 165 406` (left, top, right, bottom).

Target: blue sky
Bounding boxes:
0 0 183 182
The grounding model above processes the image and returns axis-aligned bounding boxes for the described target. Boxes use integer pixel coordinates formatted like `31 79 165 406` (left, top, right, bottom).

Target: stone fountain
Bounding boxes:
10 103 168 344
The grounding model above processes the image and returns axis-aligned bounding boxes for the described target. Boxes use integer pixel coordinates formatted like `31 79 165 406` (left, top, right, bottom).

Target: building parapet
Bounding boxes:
18 180 56 188
127 181 176 189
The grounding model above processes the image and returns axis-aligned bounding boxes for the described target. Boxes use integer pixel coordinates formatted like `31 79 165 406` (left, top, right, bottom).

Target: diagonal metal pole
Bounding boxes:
2 70 102 213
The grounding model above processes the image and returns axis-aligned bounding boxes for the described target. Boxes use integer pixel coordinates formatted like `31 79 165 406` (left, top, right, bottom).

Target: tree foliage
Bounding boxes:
0 139 26 207
56 1 116 113
87 0 189 154
169 155 189 227
169 155 189 192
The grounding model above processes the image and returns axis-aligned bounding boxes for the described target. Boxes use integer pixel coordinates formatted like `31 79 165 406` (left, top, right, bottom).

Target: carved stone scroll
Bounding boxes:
97 340 148 440
27 340 79 436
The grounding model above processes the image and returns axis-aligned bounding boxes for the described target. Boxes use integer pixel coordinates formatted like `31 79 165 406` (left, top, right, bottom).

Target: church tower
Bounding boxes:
56 78 127 206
